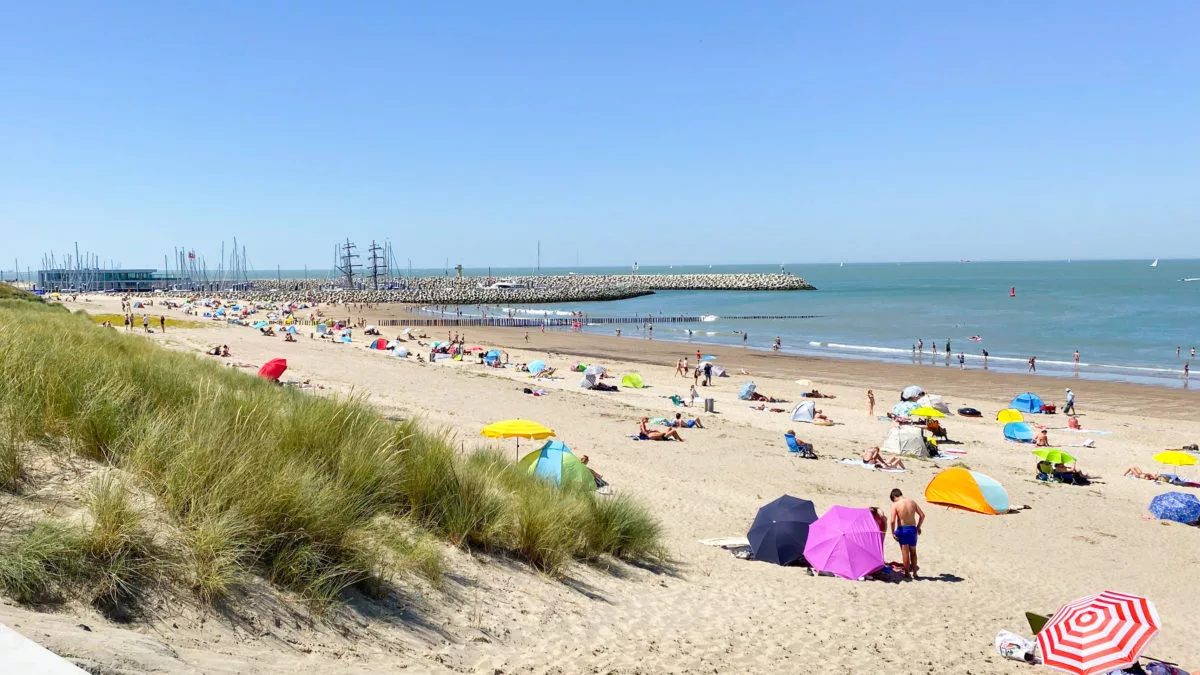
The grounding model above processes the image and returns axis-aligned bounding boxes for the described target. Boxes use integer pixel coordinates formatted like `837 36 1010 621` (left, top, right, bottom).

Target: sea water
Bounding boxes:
435 260 1200 389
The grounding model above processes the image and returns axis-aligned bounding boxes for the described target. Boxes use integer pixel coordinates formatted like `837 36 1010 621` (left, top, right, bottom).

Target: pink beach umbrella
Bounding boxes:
802 506 885 580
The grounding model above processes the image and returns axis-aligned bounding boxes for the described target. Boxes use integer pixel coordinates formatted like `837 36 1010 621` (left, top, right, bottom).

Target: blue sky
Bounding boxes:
3 1 1199 273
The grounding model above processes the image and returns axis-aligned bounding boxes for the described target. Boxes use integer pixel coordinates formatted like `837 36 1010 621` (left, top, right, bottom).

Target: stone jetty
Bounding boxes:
194 273 814 305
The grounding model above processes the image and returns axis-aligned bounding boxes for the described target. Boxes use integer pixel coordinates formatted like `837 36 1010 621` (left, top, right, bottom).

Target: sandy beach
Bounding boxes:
4 294 1198 674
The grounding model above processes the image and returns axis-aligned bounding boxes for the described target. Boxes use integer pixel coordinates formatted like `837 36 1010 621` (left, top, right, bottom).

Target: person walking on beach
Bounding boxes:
142 314 149 332
524 331 529 343
1063 388 1076 415
159 315 166 333
958 352 965 369
945 339 951 358
689 383 699 407
743 332 748 346
682 357 689 375
1028 356 1037 373
1073 349 1080 366
1185 362 1190 379
866 389 875 417
889 488 925 580
674 358 684 377
982 349 989 369
703 361 713 386
917 338 923 354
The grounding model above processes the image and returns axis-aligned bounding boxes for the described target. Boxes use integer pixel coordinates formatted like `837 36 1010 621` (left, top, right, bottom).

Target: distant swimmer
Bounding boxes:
1074 349 1079 366
969 335 982 342
1028 356 1037 373
917 338 923 354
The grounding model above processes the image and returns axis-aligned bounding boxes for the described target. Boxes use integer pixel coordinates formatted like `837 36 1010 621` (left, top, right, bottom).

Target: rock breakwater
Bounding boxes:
202 273 814 304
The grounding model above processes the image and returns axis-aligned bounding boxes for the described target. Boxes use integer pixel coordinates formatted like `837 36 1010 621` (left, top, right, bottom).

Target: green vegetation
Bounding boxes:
87 313 207 329
0 287 664 614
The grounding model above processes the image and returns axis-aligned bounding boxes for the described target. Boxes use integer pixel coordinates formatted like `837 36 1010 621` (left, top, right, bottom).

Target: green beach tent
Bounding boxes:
518 440 595 490
621 372 645 389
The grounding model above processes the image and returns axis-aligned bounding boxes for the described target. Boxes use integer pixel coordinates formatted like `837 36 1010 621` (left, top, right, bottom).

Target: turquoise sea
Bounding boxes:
256 260 1200 388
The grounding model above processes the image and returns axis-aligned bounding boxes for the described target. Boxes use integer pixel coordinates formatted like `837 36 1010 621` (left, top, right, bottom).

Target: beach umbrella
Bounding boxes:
738 382 757 400
518 440 594 490
996 409 1024 423
394 347 409 358
803 506 884 581
909 406 945 418
1033 449 1077 465
481 419 556 458
257 358 287 381
747 495 818 566
1148 492 1200 524
1037 590 1160 675
1152 451 1197 467
528 360 547 375
891 401 919 417
901 385 923 401
584 365 606 376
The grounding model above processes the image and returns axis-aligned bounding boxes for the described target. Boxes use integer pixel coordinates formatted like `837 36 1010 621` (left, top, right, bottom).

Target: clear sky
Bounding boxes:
3 1 1199 273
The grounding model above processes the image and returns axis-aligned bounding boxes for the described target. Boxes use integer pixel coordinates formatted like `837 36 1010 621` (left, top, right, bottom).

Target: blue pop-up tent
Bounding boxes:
1003 422 1035 442
1010 392 1045 413
517 440 594 489
484 349 501 365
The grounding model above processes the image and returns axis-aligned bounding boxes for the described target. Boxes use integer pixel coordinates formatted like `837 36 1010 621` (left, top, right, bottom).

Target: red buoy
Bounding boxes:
1009 286 1016 297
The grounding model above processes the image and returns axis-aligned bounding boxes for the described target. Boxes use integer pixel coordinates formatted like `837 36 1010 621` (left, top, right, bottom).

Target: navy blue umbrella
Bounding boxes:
1149 492 1200 524
748 495 819 566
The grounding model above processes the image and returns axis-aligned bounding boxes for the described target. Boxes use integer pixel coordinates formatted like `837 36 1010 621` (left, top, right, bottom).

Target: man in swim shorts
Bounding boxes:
889 488 926 580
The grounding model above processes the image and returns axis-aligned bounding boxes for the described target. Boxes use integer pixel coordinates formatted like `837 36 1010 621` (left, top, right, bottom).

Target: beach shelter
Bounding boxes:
257 358 287 381
916 394 950 414
881 426 930 457
369 338 388 350
1037 590 1160 675
708 364 727 378
747 495 818 566
924 468 1010 515
286 325 297 334
394 347 409 358
316 323 328 334
621 373 645 389
1010 392 1046 414
340 334 352 343
528 360 548 375
1003 422 1035 443
891 401 919 417
803 506 885 581
484 349 501 365
579 365 606 388
790 400 816 423
738 382 757 400
901 385 924 401
996 409 1024 423
517 440 594 490
1148 492 1200 524
253 320 268 329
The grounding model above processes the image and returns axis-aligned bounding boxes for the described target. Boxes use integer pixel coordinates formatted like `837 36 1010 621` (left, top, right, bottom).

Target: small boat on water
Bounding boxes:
1151 258 1159 268
1180 278 1200 283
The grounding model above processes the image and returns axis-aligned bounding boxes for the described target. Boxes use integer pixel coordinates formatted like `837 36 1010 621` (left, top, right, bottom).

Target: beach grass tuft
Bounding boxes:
0 288 665 611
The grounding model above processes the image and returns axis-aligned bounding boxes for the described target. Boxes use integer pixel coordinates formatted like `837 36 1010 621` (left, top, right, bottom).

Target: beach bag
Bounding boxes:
994 630 1036 662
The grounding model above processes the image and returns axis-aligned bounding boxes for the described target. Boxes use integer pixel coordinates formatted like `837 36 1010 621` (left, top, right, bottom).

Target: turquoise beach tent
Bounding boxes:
517 440 595 490
528 360 547 374
1003 422 1035 442
484 349 501 365
253 321 268 329
1010 392 1045 413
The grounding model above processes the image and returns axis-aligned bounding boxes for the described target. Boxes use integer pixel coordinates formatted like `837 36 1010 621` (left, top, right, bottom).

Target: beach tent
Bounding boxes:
1010 392 1046 414
925 468 1011 515
621 373 645 389
316 323 328 334
1003 422 1035 443
394 347 409 358
518 440 595 490
340 334 352 343
916 394 950 414
484 349 501 365
790 400 816 423
528 360 548 375
708 364 727 378
738 382 757 400
286 325 297 334
901 385 924 401
891 401 919 418
257 358 287 381
880 426 931 457
369 338 388 350
996 409 1024 423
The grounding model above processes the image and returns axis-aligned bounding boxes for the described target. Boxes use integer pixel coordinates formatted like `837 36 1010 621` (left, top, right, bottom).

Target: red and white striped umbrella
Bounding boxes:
1037 590 1160 675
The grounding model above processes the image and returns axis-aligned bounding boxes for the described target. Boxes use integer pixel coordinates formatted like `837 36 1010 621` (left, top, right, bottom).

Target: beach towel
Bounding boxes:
698 537 751 548
1053 428 1112 434
838 458 905 473
1058 439 1096 448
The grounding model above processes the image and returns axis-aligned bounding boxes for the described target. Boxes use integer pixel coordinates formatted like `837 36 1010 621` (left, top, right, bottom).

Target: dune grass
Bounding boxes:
87 313 206 329
0 286 664 612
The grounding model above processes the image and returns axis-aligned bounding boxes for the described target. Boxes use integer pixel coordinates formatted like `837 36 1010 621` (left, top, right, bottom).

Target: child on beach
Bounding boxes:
866 389 875 416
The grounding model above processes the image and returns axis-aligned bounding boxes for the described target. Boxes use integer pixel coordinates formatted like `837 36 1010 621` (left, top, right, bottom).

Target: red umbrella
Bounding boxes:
257 358 287 381
1037 590 1160 675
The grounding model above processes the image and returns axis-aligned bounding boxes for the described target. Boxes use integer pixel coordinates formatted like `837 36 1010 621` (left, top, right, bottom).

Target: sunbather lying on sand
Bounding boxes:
748 392 781 402
639 417 684 441
667 413 705 428
802 390 836 399
1124 466 1168 482
863 446 905 470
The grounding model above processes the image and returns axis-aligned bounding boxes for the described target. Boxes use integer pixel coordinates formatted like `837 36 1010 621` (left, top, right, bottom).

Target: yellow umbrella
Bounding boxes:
909 406 945 418
481 419 556 458
996 409 1024 423
1153 451 1197 467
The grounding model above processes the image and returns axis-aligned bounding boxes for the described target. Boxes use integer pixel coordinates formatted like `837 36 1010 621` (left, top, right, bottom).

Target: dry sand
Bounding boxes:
3 295 1198 674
